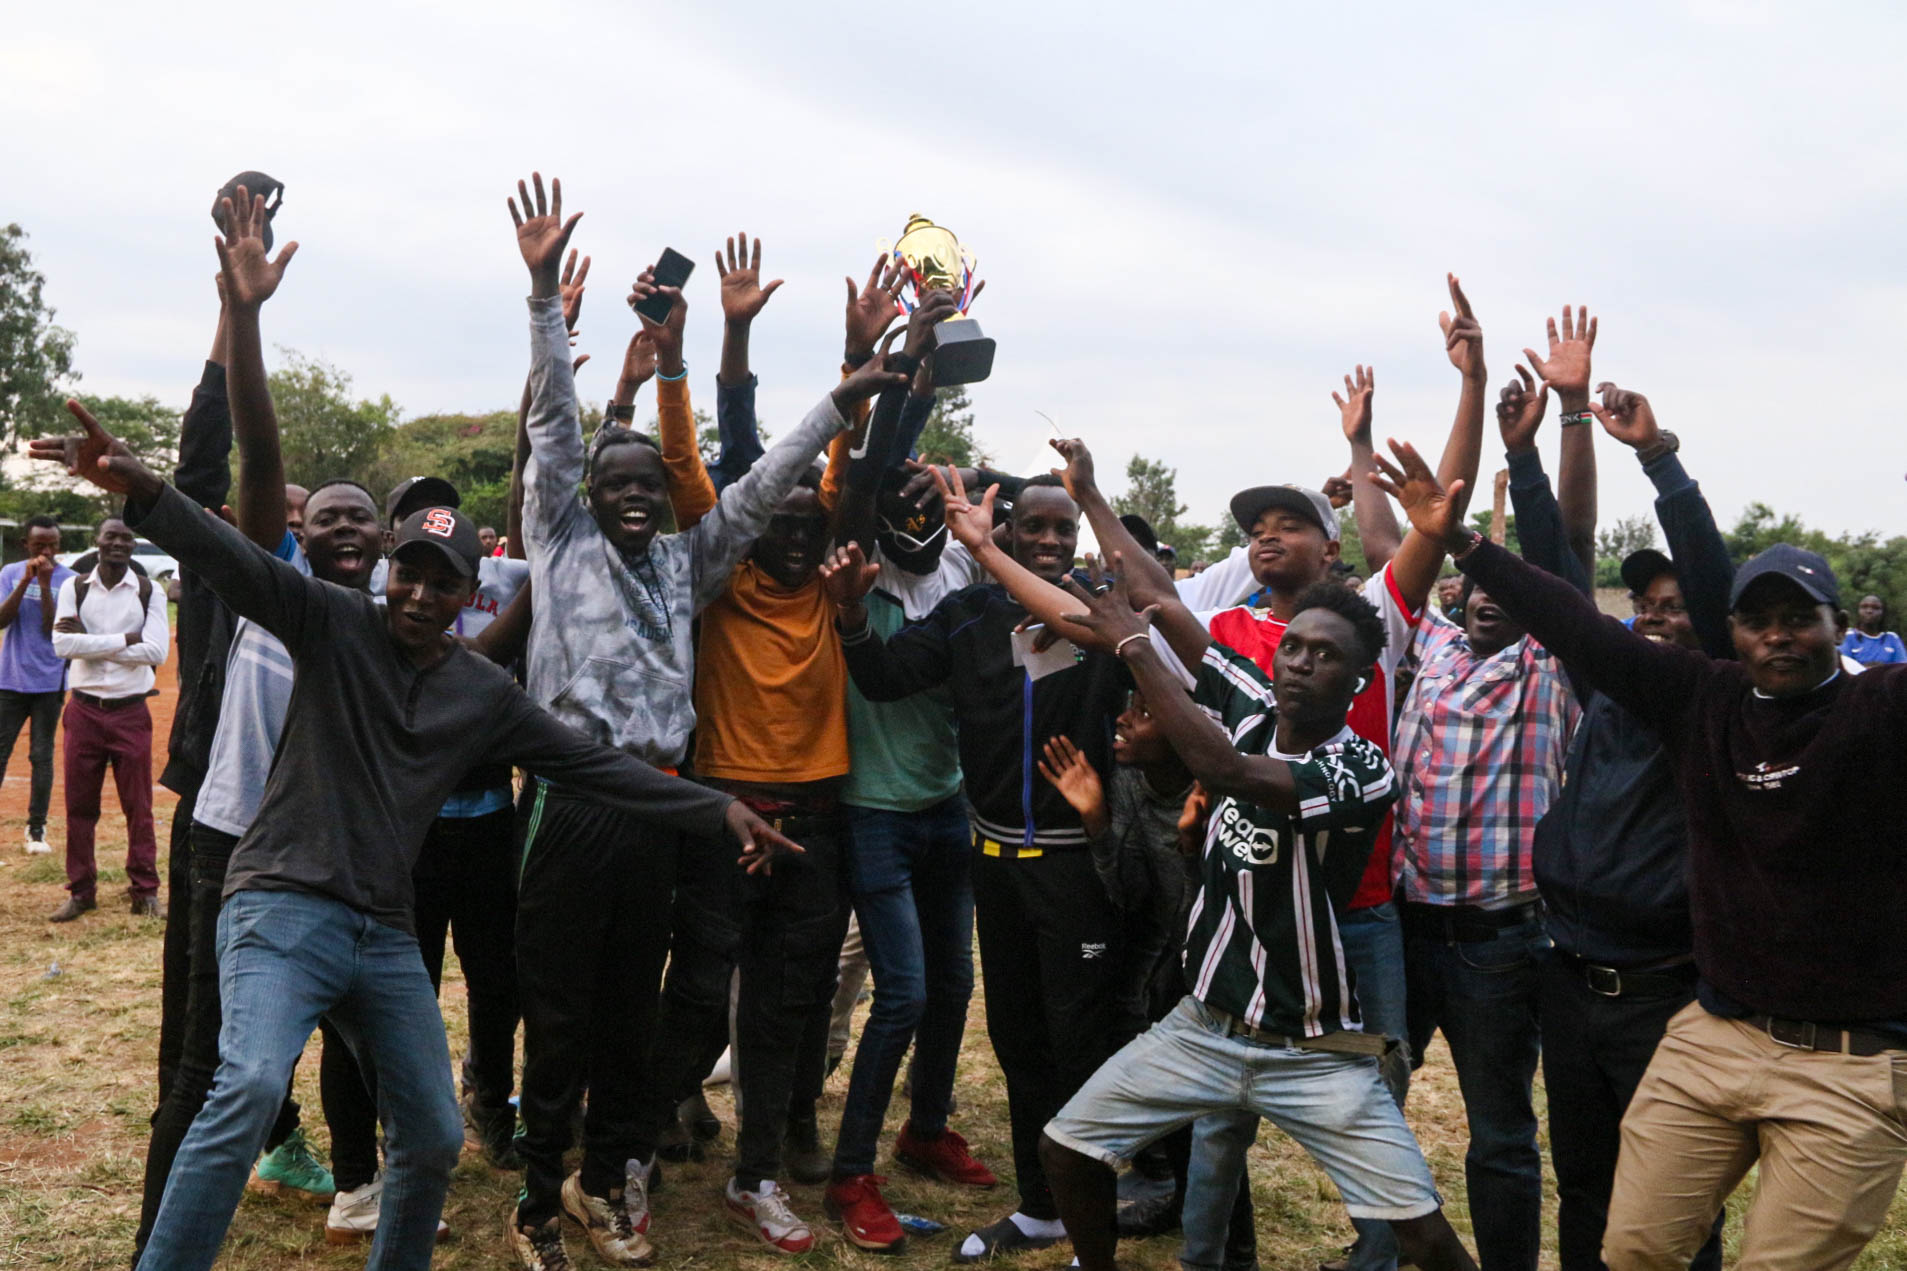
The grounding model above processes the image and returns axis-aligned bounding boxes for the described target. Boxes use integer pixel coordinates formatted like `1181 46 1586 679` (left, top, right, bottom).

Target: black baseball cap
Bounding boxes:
212 171 284 250
391 506 481 580
1229 484 1339 542
386 476 460 525
1728 544 1840 611
1620 548 1677 595
1118 513 1159 557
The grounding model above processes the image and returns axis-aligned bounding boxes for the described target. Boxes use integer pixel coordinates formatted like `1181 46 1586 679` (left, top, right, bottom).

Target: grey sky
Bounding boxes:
7 0 1904 542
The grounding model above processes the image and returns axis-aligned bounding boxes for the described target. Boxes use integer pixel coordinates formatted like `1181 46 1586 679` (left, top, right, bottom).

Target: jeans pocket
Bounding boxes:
1454 925 1543 974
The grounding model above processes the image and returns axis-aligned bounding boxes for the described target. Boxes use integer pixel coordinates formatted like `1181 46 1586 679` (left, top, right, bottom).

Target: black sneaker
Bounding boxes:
656 1109 704 1163
781 1108 830 1185
462 1089 524 1170
1116 1188 1182 1238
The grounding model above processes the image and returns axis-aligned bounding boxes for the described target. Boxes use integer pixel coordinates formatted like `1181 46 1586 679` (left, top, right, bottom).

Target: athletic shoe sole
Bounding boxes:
246 1168 333 1204
325 1223 449 1246
723 1197 815 1254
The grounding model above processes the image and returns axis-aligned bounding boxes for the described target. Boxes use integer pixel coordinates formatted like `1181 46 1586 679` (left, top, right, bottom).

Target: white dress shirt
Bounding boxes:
53 568 170 697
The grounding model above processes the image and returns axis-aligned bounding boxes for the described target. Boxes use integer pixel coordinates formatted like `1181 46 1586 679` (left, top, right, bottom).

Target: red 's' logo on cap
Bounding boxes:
422 509 456 538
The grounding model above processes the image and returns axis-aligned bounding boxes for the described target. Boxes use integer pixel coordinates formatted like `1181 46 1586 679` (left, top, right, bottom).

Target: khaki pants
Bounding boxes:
1604 1001 1907 1270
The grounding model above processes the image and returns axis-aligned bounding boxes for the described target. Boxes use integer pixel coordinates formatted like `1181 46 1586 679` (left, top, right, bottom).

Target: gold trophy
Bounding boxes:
887 214 996 386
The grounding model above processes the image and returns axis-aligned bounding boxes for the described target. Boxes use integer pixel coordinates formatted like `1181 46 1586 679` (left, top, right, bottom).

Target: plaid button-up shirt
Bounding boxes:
1394 608 1580 907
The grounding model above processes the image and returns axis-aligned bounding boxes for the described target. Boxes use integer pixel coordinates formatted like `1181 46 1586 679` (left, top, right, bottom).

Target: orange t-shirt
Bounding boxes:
692 562 850 783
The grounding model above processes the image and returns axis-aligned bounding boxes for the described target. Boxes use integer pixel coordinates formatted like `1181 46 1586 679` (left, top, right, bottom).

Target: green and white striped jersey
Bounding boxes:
1182 642 1398 1037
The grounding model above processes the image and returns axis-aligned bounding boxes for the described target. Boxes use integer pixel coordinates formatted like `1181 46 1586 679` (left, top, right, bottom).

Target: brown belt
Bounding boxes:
1206 1007 1394 1058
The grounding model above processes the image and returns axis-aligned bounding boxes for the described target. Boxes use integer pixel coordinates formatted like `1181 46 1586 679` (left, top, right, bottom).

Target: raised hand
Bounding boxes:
931 465 998 553
1038 735 1105 823
1322 469 1355 509
830 334 910 411
560 248 591 336
1056 553 1159 653
819 541 882 613
629 267 687 374
618 328 658 394
1496 364 1549 454
726 801 806 876
507 172 583 296
1523 305 1596 409
902 288 960 360
1438 274 1485 382
1333 365 1375 441
1369 438 1469 552
1048 437 1098 502
28 399 162 500
1589 382 1662 451
1177 782 1212 856
715 232 784 325
214 185 299 310
844 254 907 360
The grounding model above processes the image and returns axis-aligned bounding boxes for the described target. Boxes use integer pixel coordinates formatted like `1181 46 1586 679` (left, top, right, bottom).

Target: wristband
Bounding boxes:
606 402 635 423
656 365 688 383
1559 410 1593 427
843 350 873 369
1115 632 1153 659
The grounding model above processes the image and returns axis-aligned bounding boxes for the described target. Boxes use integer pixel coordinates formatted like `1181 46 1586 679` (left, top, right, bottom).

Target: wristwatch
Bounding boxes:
1636 430 1679 464
606 401 635 423
1450 528 1485 560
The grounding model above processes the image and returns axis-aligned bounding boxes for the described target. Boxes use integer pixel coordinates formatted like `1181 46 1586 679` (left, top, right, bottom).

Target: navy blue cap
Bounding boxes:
1729 544 1839 611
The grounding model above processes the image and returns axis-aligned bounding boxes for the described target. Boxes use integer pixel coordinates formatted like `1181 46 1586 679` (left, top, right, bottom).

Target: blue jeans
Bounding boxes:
1181 902 1411 1271
830 797 975 1177
138 890 464 1271
1405 913 1547 1271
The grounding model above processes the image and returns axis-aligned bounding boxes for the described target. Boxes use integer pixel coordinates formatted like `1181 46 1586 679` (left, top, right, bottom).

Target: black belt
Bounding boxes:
72 690 146 711
1554 950 1696 999
1749 1015 1903 1057
1401 900 1539 944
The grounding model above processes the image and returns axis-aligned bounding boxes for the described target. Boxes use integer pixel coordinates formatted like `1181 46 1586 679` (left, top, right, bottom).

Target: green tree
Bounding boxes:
1725 502 1907 627
1594 514 1658 588
1 394 184 530
0 224 78 449
1112 453 1213 562
915 384 988 468
269 348 400 488
1469 509 1521 556
369 409 519 530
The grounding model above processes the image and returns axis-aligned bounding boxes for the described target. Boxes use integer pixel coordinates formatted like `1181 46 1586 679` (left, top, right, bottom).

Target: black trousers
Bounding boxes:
412 805 520 1112
514 781 679 1224
972 847 1120 1221
156 786 198 1110
134 824 381 1260
0 686 62 834
1538 953 1723 1271
641 818 848 1188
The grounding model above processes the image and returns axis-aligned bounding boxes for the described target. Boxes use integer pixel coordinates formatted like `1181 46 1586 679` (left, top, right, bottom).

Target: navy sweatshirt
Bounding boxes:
1509 448 1733 965
840 581 1128 852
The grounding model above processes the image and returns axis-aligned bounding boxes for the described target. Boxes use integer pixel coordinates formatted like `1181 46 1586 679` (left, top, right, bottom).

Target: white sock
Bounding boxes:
960 1212 1066 1256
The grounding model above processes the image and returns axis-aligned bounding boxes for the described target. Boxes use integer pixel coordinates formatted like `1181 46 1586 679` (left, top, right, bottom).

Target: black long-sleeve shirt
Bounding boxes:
1457 536 1907 1022
160 360 237 797
840 581 1128 852
1511 449 1733 965
129 482 735 933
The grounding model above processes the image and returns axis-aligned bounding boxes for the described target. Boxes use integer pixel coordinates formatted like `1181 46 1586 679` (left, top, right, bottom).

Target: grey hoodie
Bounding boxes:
521 295 847 768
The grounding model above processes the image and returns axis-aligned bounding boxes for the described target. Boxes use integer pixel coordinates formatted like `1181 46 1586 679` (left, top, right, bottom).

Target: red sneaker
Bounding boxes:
824 1174 907 1252
894 1122 998 1188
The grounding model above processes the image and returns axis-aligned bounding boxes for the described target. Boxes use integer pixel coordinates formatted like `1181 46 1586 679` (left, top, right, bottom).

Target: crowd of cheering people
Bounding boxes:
9 166 1907 1271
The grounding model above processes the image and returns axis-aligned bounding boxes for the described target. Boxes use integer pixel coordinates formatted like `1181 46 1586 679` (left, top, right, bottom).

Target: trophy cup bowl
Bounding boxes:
890 214 995 387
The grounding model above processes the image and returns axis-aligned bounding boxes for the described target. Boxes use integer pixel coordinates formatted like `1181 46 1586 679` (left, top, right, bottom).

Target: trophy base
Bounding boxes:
932 317 996 387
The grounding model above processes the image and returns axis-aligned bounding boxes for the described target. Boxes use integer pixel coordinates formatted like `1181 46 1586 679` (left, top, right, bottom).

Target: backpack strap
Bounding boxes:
69 575 153 632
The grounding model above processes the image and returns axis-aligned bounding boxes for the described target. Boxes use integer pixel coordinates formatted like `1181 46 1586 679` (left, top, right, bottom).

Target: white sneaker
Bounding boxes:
623 1157 655 1235
324 1171 450 1245
723 1178 814 1254
560 1171 654 1265
24 829 50 856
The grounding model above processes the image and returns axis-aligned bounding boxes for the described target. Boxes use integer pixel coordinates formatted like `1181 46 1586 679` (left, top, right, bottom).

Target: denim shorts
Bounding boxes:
1044 995 1443 1221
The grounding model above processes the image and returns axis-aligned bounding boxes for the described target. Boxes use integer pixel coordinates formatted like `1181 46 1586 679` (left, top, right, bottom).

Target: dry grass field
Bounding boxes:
2 660 1906 1268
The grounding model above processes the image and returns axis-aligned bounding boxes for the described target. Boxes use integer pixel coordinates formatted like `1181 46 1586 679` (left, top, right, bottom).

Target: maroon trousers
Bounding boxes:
62 693 158 901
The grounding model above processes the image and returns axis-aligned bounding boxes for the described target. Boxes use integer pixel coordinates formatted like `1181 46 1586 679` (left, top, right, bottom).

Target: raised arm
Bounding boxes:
821 542 958 702
33 401 326 651
830 293 955 541
936 466 1211 672
1524 305 1599 577
1497 363 1592 595
1594 384 1734 660
630 267 719 528
509 172 587 550
1372 436 1709 735
214 185 300 551
1337 364 1400 573
509 251 589 560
